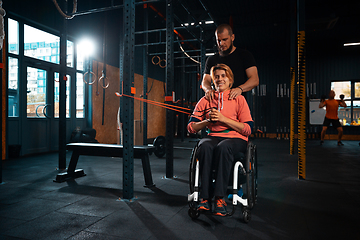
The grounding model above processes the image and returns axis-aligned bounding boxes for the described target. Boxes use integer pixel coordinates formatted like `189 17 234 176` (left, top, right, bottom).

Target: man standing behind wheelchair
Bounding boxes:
187 64 253 216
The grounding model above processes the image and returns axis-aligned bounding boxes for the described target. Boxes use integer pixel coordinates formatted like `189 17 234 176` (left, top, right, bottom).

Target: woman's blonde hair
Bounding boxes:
210 63 234 89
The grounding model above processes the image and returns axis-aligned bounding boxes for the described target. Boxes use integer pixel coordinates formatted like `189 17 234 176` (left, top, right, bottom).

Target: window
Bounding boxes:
353 101 360 124
355 82 360 98
67 40 74 67
8 19 19 55
51 56 57 63
54 73 71 118
76 43 85 71
331 81 360 126
24 24 60 64
8 20 86 121
331 81 351 99
8 57 19 117
27 67 47 118
76 73 85 118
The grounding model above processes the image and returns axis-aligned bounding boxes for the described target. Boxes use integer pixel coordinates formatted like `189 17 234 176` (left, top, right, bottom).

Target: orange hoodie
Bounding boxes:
187 90 253 142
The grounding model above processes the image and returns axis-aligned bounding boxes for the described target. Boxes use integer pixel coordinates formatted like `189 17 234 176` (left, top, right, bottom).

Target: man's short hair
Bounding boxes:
215 24 233 36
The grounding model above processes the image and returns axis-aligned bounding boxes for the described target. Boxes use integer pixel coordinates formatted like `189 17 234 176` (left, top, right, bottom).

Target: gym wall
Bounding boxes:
92 61 166 144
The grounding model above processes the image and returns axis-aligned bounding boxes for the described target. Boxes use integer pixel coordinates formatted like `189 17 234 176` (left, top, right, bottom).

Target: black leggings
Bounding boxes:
196 136 247 199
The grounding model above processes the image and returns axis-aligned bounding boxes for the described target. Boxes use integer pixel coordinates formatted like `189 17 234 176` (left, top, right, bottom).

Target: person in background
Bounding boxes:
319 90 347 146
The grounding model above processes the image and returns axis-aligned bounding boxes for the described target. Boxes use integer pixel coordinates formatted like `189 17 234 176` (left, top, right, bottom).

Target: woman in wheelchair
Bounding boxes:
187 64 253 216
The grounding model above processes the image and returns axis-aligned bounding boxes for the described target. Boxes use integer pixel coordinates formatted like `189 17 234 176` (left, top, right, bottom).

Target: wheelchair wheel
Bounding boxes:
188 207 200 219
246 142 258 209
253 144 258 206
189 142 199 193
242 207 251 223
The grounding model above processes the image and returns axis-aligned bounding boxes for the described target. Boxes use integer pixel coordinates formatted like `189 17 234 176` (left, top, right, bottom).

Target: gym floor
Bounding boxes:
0 138 359 240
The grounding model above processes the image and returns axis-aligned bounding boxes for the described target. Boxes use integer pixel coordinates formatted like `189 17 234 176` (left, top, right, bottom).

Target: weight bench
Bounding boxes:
54 143 155 188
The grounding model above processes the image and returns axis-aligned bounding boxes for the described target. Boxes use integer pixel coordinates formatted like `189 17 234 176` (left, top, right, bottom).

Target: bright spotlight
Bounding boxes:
343 42 360 47
78 39 95 57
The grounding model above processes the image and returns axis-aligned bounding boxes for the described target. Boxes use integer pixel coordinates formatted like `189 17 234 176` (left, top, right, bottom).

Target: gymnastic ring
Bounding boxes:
99 75 110 89
35 104 45 118
83 71 97 85
43 104 51 119
152 55 161 65
159 59 166 68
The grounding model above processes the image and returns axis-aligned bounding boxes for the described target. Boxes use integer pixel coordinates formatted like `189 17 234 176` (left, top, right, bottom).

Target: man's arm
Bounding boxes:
240 66 259 92
339 100 347 108
229 66 259 99
201 74 215 100
319 100 326 108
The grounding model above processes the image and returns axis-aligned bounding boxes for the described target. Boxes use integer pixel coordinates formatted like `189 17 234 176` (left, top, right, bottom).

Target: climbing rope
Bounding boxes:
178 42 200 64
0 0 6 50
52 0 78 19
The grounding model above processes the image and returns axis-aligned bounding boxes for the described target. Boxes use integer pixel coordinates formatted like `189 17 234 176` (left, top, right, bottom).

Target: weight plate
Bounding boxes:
153 135 166 158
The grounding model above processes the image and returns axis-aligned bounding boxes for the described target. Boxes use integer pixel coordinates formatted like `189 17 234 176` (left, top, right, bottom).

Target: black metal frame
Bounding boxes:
121 0 136 199
54 143 155 188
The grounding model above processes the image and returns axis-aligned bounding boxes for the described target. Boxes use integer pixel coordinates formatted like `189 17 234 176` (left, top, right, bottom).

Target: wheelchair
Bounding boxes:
187 140 257 223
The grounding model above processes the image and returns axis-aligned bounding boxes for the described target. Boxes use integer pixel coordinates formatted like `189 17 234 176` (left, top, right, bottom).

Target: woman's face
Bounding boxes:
213 69 231 92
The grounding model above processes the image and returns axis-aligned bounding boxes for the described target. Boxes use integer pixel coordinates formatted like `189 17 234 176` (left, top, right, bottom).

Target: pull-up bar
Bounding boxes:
52 0 161 19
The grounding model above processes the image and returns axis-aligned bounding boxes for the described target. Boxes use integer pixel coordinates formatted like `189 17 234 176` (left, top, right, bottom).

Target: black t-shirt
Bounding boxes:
204 48 256 88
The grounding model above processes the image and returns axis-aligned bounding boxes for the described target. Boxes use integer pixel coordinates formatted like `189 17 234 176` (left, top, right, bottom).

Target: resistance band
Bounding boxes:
115 93 216 118
115 92 192 115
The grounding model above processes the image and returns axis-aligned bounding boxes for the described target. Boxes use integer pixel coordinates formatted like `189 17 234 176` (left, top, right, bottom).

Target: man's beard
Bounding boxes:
219 41 233 56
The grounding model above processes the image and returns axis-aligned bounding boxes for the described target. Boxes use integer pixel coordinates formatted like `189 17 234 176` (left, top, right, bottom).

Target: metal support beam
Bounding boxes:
173 14 201 43
180 58 185 141
177 0 204 31
0 46 2 183
175 65 199 68
198 0 217 26
85 59 93 128
135 39 199 47
175 56 200 60
297 0 306 180
149 49 202 56
58 1 67 170
143 3 149 145
121 0 135 199
165 0 174 178
72 0 160 17
135 26 188 35
290 0 297 155
200 27 207 138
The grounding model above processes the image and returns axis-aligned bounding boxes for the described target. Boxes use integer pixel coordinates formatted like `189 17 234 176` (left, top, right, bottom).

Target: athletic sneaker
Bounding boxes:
198 199 211 211
337 141 344 146
213 198 227 216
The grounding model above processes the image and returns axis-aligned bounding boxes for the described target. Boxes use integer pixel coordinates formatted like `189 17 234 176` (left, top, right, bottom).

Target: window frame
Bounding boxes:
6 16 86 119
331 80 360 126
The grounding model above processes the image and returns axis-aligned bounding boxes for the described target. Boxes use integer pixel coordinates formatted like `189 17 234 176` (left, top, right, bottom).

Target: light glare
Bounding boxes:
78 39 95 56
344 42 360 47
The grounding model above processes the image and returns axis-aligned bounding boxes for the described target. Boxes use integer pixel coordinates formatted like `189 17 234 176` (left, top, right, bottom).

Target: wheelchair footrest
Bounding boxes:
188 192 199 202
233 194 248 207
